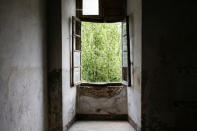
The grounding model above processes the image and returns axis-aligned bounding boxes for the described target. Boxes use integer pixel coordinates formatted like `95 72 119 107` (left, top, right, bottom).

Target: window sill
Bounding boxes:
79 82 127 87
77 83 126 98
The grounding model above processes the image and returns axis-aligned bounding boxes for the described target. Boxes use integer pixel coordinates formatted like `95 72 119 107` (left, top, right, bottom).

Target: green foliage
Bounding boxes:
81 22 122 82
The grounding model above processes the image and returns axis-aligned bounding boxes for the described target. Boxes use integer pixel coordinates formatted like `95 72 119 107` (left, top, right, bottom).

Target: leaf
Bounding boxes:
81 22 122 82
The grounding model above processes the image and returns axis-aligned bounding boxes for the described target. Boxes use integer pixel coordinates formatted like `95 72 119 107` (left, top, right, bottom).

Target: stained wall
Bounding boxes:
77 86 128 116
0 0 48 130
47 0 77 130
62 0 77 130
127 0 142 129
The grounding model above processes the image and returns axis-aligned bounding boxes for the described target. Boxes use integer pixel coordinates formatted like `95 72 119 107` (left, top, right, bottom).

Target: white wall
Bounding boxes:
127 0 142 129
61 0 142 129
0 0 48 130
62 0 77 130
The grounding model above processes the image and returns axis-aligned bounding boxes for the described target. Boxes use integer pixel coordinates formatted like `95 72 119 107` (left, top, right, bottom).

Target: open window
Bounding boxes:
122 17 131 86
71 16 82 86
82 0 99 16
71 16 131 86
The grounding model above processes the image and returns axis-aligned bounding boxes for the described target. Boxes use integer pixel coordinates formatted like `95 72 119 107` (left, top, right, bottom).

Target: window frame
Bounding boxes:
71 16 131 86
71 16 82 86
122 16 131 86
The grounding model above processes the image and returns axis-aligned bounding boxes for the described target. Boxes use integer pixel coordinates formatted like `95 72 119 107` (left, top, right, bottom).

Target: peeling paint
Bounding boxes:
77 86 128 115
79 86 124 98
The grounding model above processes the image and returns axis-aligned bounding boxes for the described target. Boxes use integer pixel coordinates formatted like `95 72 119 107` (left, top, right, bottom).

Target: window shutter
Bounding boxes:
71 16 82 86
122 16 131 86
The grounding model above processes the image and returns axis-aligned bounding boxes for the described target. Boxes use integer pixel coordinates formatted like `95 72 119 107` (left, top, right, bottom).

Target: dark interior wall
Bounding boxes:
142 1 197 130
0 0 48 130
47 0 62 130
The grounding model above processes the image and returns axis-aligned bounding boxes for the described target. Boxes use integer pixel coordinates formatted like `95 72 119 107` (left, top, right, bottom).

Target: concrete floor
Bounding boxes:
68 121 135 131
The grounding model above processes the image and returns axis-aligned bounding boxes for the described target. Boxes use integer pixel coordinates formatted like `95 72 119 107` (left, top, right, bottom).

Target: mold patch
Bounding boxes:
79 86 124 98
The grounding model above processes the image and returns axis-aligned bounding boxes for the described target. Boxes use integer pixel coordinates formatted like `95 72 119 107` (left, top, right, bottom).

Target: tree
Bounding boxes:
82 22 122 83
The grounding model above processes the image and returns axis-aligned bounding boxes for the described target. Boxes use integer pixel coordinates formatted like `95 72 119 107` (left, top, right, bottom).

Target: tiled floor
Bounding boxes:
68 121 135 131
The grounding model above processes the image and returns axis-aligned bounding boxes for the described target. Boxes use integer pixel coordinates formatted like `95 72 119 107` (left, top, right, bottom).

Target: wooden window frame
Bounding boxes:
71 16 82 86
71 16 131 86
122 16 131 86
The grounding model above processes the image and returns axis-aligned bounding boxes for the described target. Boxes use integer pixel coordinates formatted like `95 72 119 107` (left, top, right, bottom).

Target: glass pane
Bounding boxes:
74 67 81 83
73 35 76 49
122 67 128 81
123 36 127 51
123 52 128 67
122 22 127 36
83 0 99 15
75 37 81 50
74 51 81 67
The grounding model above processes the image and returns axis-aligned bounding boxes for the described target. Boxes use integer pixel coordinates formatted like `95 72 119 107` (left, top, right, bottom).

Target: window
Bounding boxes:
81 22 122 83
82 0 99 15
71 16 131 86
122 17 131 86
71 17 82 85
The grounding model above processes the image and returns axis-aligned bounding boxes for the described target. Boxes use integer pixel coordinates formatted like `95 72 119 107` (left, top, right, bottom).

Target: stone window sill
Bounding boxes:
78 82 127 87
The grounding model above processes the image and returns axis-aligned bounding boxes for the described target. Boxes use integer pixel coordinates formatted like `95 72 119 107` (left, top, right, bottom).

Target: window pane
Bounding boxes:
75 36 81 50
74 51 81 67
83 0 99 15
122 22 127 36
122 67 128 81
74 67 81 83
123 52 128 67
123 36 127 51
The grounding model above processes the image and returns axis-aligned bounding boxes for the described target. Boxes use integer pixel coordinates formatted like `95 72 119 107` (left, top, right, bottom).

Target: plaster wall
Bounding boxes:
127 0 142 129
77 86 128 115
47 0 63 130
62 0 77 130
0 0 48 130
142 1 197 130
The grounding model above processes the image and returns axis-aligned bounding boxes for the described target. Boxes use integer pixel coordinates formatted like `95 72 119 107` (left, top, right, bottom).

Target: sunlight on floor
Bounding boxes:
68 121 135 131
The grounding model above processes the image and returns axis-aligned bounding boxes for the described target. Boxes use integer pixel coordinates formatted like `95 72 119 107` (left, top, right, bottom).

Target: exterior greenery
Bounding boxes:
81 22 122 82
